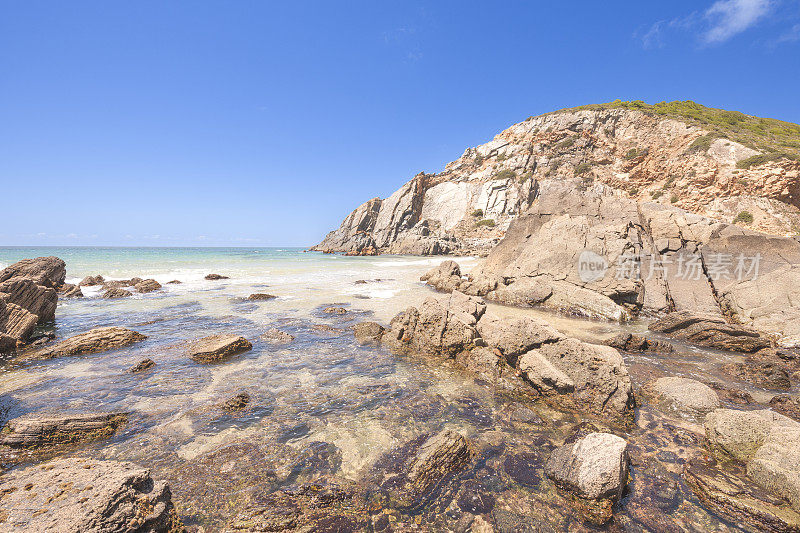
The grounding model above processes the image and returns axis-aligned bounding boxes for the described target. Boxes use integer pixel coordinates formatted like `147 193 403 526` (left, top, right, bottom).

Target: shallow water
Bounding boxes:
0 247 782 530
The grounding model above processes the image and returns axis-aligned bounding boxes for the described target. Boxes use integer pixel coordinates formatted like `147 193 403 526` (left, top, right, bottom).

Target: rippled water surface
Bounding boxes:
0 247 771 530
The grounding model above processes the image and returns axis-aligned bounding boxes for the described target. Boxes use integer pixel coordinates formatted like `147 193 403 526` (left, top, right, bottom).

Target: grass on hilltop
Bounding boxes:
540 100 800 159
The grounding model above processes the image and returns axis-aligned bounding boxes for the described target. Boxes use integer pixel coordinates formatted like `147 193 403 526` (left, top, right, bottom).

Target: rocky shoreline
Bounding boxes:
2 252 800 532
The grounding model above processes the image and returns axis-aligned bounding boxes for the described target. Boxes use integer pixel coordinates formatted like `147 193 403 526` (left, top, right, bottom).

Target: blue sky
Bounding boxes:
1 1 799 247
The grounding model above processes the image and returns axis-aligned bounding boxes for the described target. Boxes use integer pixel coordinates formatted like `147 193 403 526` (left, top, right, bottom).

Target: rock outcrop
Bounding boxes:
23 327 146 360
544 432 630 525
0 412 128 448
134 279 162 293
383 291 634 417
642 377 720 419
315 102 800 257
649 311 771 353
0 457 181 532
189 334 252 363
0 256 66 350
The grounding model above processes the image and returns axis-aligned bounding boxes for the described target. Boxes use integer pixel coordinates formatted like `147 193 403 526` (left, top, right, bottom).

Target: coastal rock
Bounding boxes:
420 260 463 293
134 279 162 293
205 273 229 280
476 314 561 365
643 377 720 418
166 279 182 284
222 392 251 411
25 327 146 360
0 412 128 448
705 408 797 461
189 334 252 363
0 257 64 346
130 358 155 373
649 311 771 353
544 432 629 525
79 275 105 286
59 283 83 297
374 429 473 511
0 457 180 532
103 286 132 298
607 333 674 353
769 395 800 422
323 306 347 315
353 321 384 345
247 293 276 301
260 328 295 344
748 425 800 512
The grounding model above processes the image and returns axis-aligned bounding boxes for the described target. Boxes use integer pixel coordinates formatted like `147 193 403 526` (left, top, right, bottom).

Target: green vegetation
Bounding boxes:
687 133 718 154
474 154 484 166
556 136 576 150
471 209 484 217
736 152 800 169
551 100 800 158
519 172 532 183
629 187 639 196
496 153 508 161
651 190 664 200
574 162 592 175
733 211 754 224
670 194 679 203
494 169 517 181
476 219 496 228
624 148 640 160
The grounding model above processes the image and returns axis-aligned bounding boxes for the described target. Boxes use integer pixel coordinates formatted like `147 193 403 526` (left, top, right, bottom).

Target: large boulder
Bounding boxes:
189 334 252 363
643 377 720 419
353 321 385 345
0 412 128 448
134 279 162 293
420 260 463 293
705 408 797 462
0 457 181 532
544 432 630 525
649 311 771 353
0 257 66 348
24 327 147 360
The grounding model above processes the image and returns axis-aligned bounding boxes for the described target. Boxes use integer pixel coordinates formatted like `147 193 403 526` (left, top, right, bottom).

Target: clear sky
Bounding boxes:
2 1 799 247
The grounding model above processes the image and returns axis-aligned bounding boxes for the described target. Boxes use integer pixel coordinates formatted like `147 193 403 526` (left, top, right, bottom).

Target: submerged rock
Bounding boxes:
649 311 771 353
374 429 473 511
222 392 251 411
134 278 162 293
247 293 276 301
643 377 720 419
24 326 146 360
102 286 132 298
724 356 792 391
0 412 128 448
166 279 182 284
607 332 674 353
205 273 229 280
130 358 156 373
544 432 629 525
260 328 295 344
323 306 347 315
0 457 181 532
353 321 385 345
189 334 252 363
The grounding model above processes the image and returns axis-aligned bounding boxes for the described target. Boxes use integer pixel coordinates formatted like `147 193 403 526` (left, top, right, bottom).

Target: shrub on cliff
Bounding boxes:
494 169 517 181
734 211 754 224
476 219 496 228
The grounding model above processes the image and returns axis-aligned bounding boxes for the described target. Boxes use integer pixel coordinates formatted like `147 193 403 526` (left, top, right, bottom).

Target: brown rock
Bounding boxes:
222 392 251 411
607 332 674 353
0 412 128 448
205 273 229 280
189 334 252 363
323 306 347 315
649 311 770 353
0 457 181 532
79 275 105 286
58 283 83 297
24 327 146 360
0 256 66 288
102 286 132 299
134 279 162 293
166 279 182 284
260 328 295 344
353 322 385 345
130 358 155 373
247 293 276 301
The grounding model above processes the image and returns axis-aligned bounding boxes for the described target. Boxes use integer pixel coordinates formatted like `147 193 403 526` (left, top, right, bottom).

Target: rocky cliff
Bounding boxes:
314 100 800 255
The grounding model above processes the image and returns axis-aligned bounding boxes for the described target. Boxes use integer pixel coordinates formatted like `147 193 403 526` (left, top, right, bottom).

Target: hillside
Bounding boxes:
314 101 800 256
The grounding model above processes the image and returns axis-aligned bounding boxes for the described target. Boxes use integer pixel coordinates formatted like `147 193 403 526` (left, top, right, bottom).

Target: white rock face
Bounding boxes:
545 432 630 500
421 182 475 230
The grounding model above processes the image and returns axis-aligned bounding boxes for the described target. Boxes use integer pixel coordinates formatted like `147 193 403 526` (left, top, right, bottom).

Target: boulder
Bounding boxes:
103 286 132 299
705 408 797 461
134 279 162 293
353 321 385 345
606 333 674 353
130 358 155 373
189 334 252 363
260 328 295 344
420 260 463 293
748 425 800 512
0 412 128 448
770 395 800 422
205 273 229 280
58 283 83 298
166 279 182 284
0 457 181 532
24 327 146 360
79 275 105 286
544 432 629 525
476 314 561 365
649 311 771 353
247 293 276 301
375 430 473 511
643 377 720 418
0 256 66 287
323 306 347 315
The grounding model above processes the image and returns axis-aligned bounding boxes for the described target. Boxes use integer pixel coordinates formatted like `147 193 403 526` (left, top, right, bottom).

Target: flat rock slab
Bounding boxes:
0 457 180 532
247 293 276 301
24 327 146 360
189 334 252 363
649 311 770 353
644 377 720 419
0 412 128 448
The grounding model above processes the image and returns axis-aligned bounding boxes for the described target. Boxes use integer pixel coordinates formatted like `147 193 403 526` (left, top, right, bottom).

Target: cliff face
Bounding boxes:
314 102 800 255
